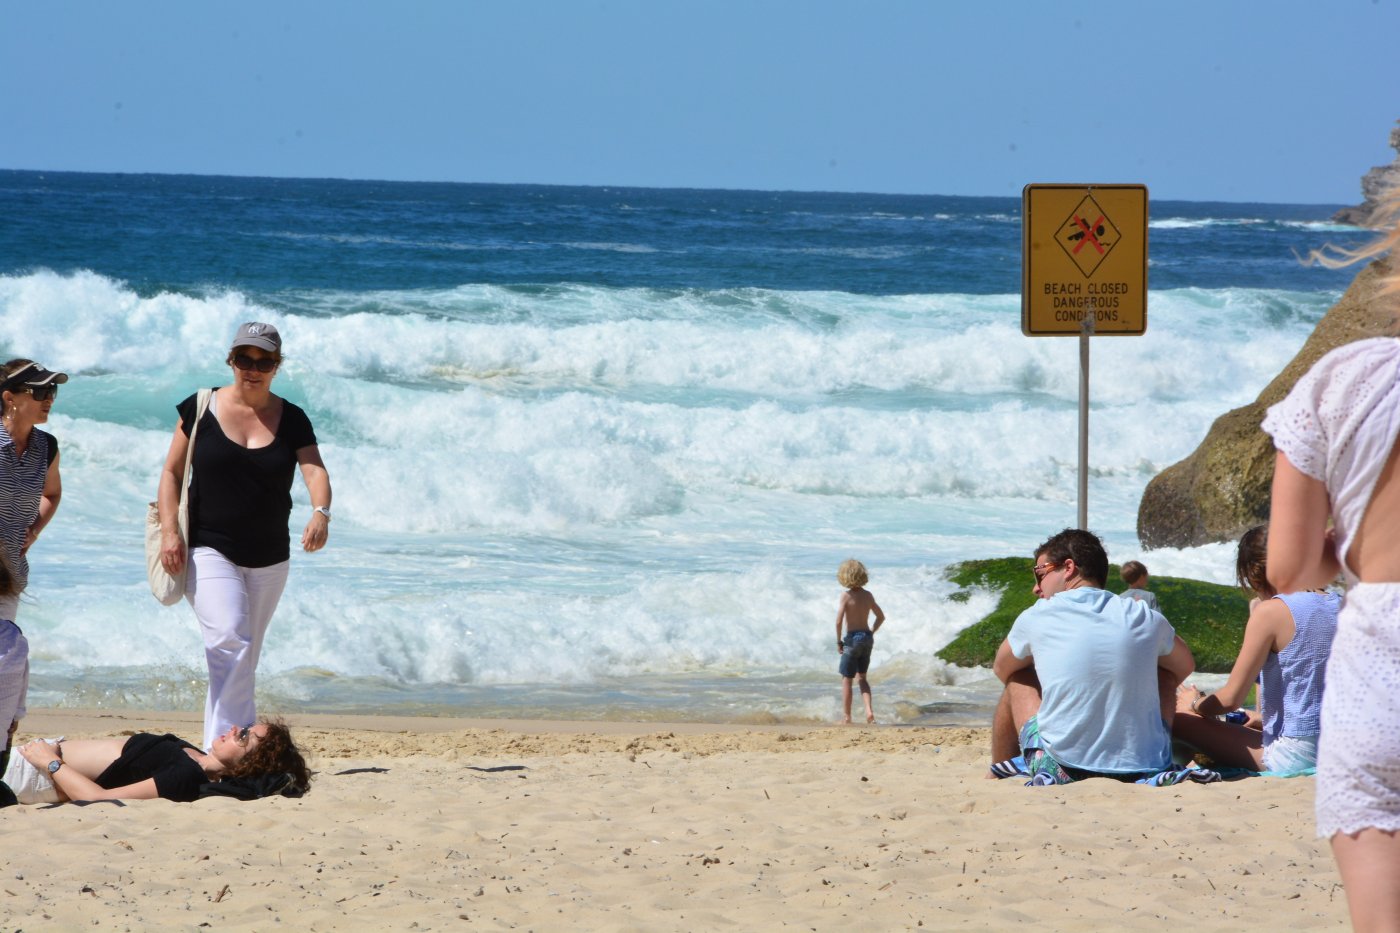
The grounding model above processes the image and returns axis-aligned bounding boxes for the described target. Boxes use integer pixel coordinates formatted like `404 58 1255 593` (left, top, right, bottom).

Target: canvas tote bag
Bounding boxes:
145 388 211 605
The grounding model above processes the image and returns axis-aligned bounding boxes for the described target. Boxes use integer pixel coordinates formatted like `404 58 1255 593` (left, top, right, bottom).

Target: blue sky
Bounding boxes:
3 1 1397 203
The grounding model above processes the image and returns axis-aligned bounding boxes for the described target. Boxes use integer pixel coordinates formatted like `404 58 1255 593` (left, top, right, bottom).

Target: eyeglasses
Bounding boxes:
1032 560 1062 582
232 354 279 373
17 385 59 402
235 726 252 746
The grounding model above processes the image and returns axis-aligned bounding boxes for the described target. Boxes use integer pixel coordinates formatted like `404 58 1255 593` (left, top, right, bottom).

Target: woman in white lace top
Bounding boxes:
1261 193 1400 932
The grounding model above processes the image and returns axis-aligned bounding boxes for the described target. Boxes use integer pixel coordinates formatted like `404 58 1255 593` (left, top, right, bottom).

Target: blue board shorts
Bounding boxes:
839 631 874 677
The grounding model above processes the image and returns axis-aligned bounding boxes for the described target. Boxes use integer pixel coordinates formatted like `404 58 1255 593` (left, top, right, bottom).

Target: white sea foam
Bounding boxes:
1 269 1326 717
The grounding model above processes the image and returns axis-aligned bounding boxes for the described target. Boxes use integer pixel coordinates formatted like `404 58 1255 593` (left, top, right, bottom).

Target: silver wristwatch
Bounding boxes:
47 759 63 775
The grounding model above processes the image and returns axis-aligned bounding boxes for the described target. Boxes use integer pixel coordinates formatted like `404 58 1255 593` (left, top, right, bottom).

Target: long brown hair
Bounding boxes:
1235 524 1273 598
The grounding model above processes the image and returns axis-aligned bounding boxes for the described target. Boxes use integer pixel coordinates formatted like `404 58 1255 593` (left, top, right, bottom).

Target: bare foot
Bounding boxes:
841 717 852 725
866 715 876 724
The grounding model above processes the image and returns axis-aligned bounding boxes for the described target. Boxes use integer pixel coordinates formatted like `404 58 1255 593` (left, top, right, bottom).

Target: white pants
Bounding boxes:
187 547 289 751
0 620 29 763
2 736 63 804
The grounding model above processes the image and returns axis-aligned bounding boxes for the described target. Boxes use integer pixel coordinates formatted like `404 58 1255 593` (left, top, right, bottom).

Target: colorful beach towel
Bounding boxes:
989 717 1224 786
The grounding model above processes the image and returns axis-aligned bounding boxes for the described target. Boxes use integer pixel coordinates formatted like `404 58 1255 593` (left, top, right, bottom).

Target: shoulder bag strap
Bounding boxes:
177 388 213 535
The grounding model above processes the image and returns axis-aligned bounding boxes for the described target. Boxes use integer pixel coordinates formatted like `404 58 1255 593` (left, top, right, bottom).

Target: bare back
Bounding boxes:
838 587 883 635
1348 435 1400 582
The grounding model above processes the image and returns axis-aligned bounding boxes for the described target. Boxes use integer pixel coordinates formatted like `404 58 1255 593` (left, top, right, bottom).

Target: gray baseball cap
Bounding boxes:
230 322 282 354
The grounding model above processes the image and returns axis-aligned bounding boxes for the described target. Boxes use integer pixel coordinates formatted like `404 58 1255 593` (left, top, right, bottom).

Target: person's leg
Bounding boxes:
0 623 29 778
857 673 874 723
991 669 1041 763
188 548 256 751
1170 712 1265 770
1157 667 1182 728
189 554 290 750
243 561 289 677
840 676 854 723
1331 829 1400 932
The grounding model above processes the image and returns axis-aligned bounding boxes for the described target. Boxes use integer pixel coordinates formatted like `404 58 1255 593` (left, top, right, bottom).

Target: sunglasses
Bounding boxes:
17 385 59 402
232 354 279 373
232 725 253 747
1032 560 1062 582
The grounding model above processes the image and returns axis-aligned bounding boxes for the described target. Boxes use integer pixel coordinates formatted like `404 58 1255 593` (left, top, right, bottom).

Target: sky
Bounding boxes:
3 1 1398 204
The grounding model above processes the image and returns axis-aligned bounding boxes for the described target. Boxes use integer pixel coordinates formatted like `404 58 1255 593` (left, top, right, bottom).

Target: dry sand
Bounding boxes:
0 709 1347 931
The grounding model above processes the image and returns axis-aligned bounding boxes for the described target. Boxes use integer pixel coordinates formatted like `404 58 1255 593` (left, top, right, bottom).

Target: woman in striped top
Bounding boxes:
0 358 66 784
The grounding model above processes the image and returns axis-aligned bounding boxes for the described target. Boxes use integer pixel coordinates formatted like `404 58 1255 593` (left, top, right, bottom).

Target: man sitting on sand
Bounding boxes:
990 529 1196 784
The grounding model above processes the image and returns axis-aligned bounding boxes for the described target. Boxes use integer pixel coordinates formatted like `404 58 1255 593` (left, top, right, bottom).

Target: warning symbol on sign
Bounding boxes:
1055 195 1121 277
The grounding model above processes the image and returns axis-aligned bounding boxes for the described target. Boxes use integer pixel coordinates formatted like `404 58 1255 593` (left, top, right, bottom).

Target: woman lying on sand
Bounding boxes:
2 717 309 805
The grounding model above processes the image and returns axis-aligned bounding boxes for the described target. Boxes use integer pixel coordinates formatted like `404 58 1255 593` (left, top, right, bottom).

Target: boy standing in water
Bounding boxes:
835 559 885 724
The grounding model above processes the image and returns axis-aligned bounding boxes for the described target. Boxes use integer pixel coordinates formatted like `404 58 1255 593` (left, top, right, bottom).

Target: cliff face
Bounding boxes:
1333 121 1400 227
1137 257 1396 549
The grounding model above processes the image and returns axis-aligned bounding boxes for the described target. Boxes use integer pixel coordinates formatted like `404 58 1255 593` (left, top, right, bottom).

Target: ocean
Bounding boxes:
0 170 1368 725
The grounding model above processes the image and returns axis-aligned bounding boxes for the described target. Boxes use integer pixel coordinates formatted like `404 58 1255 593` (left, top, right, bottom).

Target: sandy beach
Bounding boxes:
0 709 1347 931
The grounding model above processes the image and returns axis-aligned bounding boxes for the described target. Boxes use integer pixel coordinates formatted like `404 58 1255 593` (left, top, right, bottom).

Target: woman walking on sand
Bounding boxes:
158 323 332 752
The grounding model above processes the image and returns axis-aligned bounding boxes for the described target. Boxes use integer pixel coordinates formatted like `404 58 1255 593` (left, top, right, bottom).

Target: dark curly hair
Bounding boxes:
225 718 312 792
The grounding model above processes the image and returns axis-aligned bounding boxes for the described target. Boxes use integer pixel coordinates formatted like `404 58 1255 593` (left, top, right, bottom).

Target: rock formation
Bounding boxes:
1333 121 1400 227
1137 255 1396 549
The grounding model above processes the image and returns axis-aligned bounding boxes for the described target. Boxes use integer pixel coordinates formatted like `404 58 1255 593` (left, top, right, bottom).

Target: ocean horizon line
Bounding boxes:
0 165 1352 211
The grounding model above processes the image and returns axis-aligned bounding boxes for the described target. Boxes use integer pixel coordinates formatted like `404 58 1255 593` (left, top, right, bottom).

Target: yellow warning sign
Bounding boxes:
1022 184 1147 336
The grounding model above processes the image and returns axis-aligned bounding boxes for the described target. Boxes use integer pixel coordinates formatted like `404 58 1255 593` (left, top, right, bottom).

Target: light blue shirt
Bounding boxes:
1007 587 1176 773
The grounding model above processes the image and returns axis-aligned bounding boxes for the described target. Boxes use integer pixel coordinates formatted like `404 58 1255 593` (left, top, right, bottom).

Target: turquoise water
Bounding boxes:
0 170 1366 724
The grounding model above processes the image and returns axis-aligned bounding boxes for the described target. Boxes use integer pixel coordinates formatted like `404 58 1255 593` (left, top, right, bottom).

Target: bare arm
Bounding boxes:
23 450 61 554
297 445 332 553
1191 599 1291 716
1267 452 1340 592
17 740 160 802
835 592 850 652
1157 633 1195 687
157 421 191 574
870 599 885 633
993 638 1032 684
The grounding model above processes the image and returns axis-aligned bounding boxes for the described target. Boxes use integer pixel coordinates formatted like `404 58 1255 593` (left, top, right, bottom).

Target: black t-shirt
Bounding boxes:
94 733 206 802
178 389 318 568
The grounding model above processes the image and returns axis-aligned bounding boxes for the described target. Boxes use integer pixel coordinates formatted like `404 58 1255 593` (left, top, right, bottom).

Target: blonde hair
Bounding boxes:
1306 188 1400 297
837 559 869 588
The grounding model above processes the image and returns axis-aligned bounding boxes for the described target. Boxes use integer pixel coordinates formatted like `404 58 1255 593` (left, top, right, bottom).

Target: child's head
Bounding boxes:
1235 524 1274 597
1120 560 1149 588
837 559 869 589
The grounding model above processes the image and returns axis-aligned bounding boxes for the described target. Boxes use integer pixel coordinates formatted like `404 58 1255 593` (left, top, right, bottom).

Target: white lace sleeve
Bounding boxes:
1261 362 1329 482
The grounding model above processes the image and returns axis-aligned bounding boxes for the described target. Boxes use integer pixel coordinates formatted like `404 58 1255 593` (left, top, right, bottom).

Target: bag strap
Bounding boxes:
178 388 213 506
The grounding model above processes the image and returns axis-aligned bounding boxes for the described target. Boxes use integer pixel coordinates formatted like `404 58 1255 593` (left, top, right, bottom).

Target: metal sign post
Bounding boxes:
1078 312 1094 529
1022 183 1148 530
